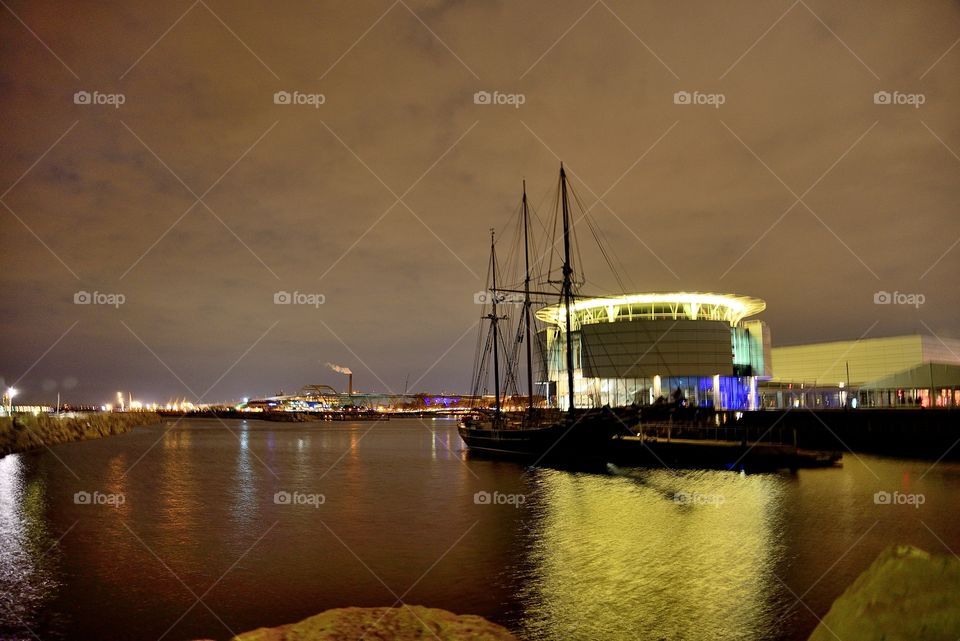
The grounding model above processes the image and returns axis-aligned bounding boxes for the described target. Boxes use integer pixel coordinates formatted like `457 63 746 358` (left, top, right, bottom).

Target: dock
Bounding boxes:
608 435 842 471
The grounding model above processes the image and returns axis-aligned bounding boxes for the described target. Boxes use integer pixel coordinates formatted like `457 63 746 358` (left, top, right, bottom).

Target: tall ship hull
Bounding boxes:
458 407 638 459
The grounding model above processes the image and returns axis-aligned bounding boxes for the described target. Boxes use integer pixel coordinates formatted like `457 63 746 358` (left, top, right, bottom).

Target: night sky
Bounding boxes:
1 0 958 405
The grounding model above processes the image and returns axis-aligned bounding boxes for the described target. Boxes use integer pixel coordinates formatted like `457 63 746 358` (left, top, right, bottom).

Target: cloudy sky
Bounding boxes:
1 0 958 404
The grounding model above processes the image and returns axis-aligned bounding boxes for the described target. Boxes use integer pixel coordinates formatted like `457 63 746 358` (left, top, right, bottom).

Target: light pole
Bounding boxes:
5 387 17 416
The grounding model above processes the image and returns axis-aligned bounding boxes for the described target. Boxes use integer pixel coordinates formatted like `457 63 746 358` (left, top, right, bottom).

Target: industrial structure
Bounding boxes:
535 292 771 410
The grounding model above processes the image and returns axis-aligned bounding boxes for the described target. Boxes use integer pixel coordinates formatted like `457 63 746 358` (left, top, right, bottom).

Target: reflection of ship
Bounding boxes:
458 166 637 460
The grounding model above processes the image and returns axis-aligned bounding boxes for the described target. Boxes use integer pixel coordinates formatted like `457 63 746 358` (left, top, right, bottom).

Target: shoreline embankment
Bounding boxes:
0 412 161 457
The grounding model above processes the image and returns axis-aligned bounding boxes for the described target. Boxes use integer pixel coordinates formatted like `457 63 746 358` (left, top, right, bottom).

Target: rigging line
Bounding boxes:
502 343 520 399
584 211 627 293
585 205 632 293
469 234 497 401
499 199 523 290
528 211 549 290
566 176 632 294
528 186 557 283
471 324 493 401
563 176 588 290
497 306 519 400
546 175 562 290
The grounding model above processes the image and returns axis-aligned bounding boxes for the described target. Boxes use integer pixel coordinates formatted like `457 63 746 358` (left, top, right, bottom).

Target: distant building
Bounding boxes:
535 292 771 410
766 335 960 408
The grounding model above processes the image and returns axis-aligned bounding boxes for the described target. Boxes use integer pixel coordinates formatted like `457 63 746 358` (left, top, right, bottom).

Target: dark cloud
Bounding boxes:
1 0 958 404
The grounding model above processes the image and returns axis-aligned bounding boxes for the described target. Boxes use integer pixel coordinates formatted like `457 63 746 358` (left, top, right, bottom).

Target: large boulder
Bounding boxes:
204 605 517 641
809 545 960 641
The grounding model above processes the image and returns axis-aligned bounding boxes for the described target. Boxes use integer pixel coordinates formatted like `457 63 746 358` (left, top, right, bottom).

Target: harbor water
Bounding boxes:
2 417 958 640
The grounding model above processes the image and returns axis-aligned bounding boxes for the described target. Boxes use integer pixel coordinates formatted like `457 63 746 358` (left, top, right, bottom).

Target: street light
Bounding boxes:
5 387 17 416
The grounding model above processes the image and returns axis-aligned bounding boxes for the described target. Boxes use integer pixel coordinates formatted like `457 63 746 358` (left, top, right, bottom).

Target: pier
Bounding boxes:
634 406 960 461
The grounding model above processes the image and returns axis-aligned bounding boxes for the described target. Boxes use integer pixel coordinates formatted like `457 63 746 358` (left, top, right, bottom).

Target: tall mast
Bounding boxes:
559 164 576 413
522 181 534 413
489 229 502 416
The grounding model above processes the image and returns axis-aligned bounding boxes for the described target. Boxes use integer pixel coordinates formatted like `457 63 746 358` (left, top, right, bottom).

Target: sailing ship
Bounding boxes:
457 165 638 460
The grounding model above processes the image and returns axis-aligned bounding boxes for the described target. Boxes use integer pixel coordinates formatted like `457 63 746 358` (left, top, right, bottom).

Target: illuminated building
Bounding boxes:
535 292 770 410
766 335 960 408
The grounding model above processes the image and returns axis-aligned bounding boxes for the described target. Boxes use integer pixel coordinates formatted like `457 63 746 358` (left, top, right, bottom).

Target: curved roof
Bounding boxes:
535 292 766 328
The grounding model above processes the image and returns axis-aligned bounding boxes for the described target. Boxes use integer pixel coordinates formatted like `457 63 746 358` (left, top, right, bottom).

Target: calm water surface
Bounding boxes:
2 418 958 640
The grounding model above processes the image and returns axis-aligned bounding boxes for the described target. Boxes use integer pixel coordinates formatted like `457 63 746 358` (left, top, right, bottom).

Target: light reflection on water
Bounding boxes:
515 468 787 640
1 419 959 641
0 454 60 640
232 425 259 530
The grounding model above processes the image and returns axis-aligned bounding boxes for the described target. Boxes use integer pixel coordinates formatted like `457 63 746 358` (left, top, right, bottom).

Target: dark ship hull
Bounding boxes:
457 406 638 460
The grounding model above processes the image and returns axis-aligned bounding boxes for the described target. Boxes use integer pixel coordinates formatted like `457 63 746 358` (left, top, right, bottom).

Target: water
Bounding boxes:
1 418 958 641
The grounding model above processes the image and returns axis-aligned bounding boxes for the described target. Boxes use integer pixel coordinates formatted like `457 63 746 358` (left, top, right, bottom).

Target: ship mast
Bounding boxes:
559 164 576 413
489 229 502 417
522 181 535 413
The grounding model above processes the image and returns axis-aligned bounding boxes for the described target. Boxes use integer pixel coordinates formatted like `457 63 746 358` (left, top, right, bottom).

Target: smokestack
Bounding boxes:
326 362 353 395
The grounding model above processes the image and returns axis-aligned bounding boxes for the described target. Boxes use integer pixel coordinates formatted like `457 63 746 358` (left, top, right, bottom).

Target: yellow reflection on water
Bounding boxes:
104 453 129 517
232 424 260 527
0 455 57 634
350 429 360 460
519 468 784 641
158 426 198 534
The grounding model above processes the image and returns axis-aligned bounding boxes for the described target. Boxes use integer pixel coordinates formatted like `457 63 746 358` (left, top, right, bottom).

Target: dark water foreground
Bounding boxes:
1 418 958 641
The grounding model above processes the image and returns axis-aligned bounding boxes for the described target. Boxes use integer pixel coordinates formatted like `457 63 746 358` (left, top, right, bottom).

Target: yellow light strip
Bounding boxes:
535 292 766 326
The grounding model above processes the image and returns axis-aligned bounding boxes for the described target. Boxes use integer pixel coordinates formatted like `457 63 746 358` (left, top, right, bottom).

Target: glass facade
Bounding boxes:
542 327 762 410
546 370 759 410
537 293 769 411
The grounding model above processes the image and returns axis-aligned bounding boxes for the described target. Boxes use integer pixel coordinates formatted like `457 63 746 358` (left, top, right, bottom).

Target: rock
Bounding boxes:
808 544 960 641
0 412 160 457
219 606 518 641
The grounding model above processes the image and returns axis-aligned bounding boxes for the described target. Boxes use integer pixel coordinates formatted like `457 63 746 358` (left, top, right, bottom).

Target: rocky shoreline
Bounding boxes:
0 412 161 457
195 606 518 641
197 545 960 641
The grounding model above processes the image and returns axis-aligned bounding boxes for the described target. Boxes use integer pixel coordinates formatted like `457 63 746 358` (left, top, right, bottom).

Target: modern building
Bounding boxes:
535 292 771 410
766 335 960 408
